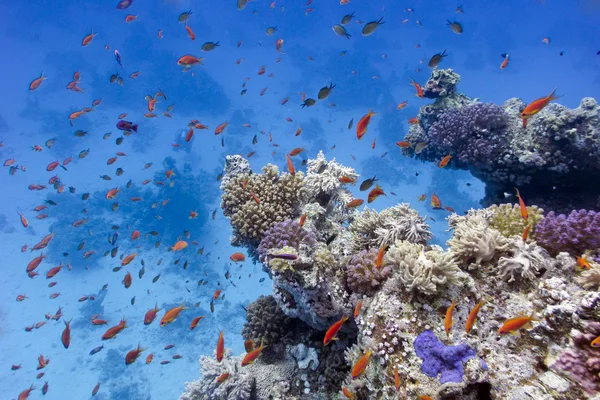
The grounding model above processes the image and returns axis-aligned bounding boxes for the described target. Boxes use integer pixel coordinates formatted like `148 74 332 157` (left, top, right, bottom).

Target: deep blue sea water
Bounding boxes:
0 0 599 398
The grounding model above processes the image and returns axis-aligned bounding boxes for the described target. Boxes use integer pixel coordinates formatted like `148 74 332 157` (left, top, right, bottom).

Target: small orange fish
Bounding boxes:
371 138 376 149
339 176 356 184
431 193 442 209
102 318 127 340
465 301 485 334
190 316 204 330
408 117 419 125
522 223 531 241
444 300 456 334
514 187 528 220
521 88 560 121
61 318 72 349
351 349 372 379
216 372 230 383
347 199 364 208
29 72 48 91
367 184 385 203
418 396 433 400
146 353 154 364
230 252 246 263
216 331 225 361
185 24 195 40
299 214 307 228
122 252 136 266
418 194 426 202
160 301 188 327
375 245 386 269
410 78 424 98
354 299 363 319
356 109 377 140
591 336 600 348
125 14 139 23
397 101 408 110
126 343 146 365
123 272 132 288
215 121 228 135
294 126 302 136
576 251 592 271
170 240 188 251
286 155 296 176
17 211 28 228
396 141 413 149
497 311 537 335
241 339 267 366
500 53 510 69
144 304 161 325
439 155 452 168
289 147 304 157
213 289 222 301
250 192 260 204
323 316 349 345
342 387 354 399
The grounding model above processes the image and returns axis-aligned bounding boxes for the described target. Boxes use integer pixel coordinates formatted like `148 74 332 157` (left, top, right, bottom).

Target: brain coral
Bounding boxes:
221 164 307 248
386 241 466 295
349 204 432 252
345 248 393 295
257 219 316 263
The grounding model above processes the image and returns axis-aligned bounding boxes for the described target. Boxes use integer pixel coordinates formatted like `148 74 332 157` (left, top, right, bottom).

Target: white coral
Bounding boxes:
498 239 549 282
575 261 600 290
386 241 466 295
304 151 359 197
447 214 511 269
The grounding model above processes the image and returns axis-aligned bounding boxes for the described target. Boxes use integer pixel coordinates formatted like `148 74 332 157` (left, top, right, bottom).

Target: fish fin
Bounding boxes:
547 87 561 101
509 330 520 337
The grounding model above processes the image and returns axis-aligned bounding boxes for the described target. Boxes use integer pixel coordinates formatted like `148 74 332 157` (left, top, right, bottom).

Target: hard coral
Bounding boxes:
304 150 359 199
349 204 432 252
413 330 476 384
345 248 392 295
488 203 544 238
386 241 466 296
242 295 292 346
221 163 307 248
257 219 316 263
534 209 600 257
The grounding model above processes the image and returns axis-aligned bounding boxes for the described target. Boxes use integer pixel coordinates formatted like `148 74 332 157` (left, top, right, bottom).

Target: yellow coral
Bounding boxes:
488 203 543 238
267 246 297 272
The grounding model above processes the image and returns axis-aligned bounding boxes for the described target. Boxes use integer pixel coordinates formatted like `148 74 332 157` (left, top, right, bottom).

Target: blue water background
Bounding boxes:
0 0 599 398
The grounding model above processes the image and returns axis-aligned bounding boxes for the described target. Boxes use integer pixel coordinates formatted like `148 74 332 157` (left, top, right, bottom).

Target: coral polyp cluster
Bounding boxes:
180 150 600 400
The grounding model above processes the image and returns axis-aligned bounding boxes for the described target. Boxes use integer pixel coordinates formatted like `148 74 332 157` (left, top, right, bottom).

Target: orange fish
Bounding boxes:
294 126 302 136
356 109 377 140
410 78 424 98
299 214 307 228
521 88 559 122
419 396 433 400
514 188 528 220
185 24 195 41
160 301 188 327
497 311 537 335
408 117 419 125
371 138 376 149
339 176 356 184
250 192 260 204
216 372 230 383
215 121 228 135
17 211 28 228
431 193 442 209
82 30 98 46
106 187 119 200
591 336 600 348
170 240 188 251
61 318 72 349
396 141 412 149
500 53 510 69
146 353 154 364
213 289 222 301
397 101 408 110
122 253 136 266
286 155 296 176
394 365 401 391
144 304 161 325
241 339 267 366
323 316 349 345
177 55 204 69
367 184 385 203
29 72 48 91
46 264 63 279
125 14 139 23
347 199 364 208
576 251 592 271
216 331 225 361
342 387 354 399
522 224 531 241
439 155 452 168
102 318 127 340
190 316 204 330
351 349 372 379
354 300 363 319
123 272 132 288
444 300 456 334
131 230 140 240
230 252 246 262
375 245 386 269
18 385 36 400
125 343 146 365
465 301 485 334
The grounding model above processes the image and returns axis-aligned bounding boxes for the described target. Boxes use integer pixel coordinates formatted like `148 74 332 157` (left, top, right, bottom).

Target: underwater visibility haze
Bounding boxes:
2 0 600 399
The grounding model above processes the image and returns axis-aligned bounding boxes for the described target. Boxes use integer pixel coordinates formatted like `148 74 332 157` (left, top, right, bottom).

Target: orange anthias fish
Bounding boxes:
500 53 510 69
354 299 363 319
342 387 354 399
591 336 600 348
170 240 188 251
521 88 560 123
102 318 127 340
339 176 356 184
514 187 528 220
230 252 246 262
146 353 154 364
17 211 28 228
347 199 364 208
144 304 161 325
215 121 228 135
375 245 386 269
465 301 485 334
190 316 204 330
61 318 72 349
351 349 372 379
497 311 537 336
410 78 424 98
121 253 136 266
30 72 48 91
576 251 592 271
439 155 452 168
286 155 296 176
216 331 225 361
394 364 401 391
123 271 132 288
356 109 377 140
397 101 408 110
367 184 385 203
431 193 442 209
106 187 119 200
216 372 230 383
125 344 147 365
213 289 222 300
522 223 532 241
241 339 267 366
160 301 188 327
323 316 349 345
444 300 456 334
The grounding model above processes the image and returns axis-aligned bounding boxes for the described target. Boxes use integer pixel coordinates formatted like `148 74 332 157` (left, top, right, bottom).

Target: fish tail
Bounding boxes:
547 87 561 101
377 16 385 24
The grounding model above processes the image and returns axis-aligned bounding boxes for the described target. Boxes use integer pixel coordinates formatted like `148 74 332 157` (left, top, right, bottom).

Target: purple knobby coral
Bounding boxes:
257 219 316 262
345 248 392 295
553 321 600 394
534 210 600 257
427 103 509 169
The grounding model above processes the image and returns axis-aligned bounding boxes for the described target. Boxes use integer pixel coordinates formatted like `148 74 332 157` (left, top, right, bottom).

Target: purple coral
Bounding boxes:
257 219 316 262
414 330 476 384
553 321 600 394
427 103 509 169
345 249 392 295
534 210 600 258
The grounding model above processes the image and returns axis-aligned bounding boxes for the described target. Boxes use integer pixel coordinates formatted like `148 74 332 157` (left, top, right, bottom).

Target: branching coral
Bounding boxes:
497 239 550 282
257 219 316 263
488 203 544 238
221 163 307 248
345 248 393 295
534 209 600 257
385 241 466 295
242 295 292 346
447 214 511 269
349 204 432 252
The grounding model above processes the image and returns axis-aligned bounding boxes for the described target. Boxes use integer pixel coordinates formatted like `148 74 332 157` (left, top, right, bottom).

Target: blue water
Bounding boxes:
0 0 598 398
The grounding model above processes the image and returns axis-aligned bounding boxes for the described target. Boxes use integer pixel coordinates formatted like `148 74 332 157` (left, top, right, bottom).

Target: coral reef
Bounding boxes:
183 154 600 400
402 69 600 211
